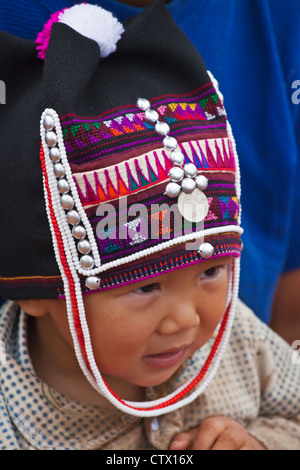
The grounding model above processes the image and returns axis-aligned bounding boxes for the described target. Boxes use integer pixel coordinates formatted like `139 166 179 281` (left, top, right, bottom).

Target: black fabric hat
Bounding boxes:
0 1 242 415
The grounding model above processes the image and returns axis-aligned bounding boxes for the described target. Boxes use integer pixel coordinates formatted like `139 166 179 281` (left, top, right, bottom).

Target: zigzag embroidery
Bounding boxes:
73 137 235 208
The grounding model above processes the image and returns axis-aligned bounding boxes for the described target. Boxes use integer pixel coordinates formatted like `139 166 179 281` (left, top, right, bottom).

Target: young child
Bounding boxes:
0 1 299 450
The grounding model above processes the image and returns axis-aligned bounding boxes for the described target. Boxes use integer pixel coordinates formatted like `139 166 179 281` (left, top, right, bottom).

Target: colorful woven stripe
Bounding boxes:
61 83 227 165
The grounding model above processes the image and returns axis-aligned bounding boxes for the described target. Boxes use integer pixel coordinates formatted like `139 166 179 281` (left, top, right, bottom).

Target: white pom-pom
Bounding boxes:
58 4 124 58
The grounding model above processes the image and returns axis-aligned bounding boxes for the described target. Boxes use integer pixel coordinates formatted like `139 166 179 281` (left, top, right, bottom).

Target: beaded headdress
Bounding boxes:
0 1 242 416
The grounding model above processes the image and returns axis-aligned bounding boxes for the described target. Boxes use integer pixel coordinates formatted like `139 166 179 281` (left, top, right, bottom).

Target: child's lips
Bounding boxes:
143 345 190 368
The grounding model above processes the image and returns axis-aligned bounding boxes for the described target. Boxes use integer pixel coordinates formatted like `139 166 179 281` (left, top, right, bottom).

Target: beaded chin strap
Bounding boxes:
39 69 242 416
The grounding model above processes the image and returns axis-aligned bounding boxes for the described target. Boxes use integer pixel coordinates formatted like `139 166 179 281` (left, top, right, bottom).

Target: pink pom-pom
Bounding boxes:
35 8 67 60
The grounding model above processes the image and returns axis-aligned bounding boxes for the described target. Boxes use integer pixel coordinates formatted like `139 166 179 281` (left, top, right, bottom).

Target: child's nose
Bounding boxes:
156 299 200 336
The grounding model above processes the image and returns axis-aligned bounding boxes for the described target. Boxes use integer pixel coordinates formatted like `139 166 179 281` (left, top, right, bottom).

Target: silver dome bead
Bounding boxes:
72 225 86 240
57 179 70 194
195 174 208 191
136 97 150 111
85 276 101 290
60 194 74 210
54 163 65 178
155 121 170 136
169 166 184 182
67 210 81 226
199 242 214 259
164 181 181 198
184 162 197 178
78 239 91 255
145 108 159 123
45 131 57 147
171 149 185 167
80 255 95 269
43 115 54 130
49 147 61 163
163 135 177 151
181 177 196 194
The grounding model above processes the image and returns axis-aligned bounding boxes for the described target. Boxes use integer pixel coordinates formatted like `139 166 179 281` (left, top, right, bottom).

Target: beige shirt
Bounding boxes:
0 299 299 450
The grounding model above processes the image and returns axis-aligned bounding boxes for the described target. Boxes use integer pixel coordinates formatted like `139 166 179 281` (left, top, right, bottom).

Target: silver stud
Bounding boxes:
163 135 177 151
85 276 101 290
49 147 61 163
164 181 181 198
43 115 54 130
155 121 170 136
136 97 150 111
145 108 159 123
169 166 184 182
181 177 196 194
45 131 57 147
60 194 74 210
72 225 86 240
80 255 95 269
77 239 91 255
67 210 81 226
199 242 214 259
57 179 70 194
171 149 185 167
184 163 197 178
54 163 65 178
195 174 208 191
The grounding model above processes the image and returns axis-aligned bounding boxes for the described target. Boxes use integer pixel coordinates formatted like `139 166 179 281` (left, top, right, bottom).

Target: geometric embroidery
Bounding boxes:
73 138 236 208
61 83 227 165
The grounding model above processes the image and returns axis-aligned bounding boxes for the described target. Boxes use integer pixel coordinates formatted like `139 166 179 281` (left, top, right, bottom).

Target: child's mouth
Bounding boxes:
143 345 190 368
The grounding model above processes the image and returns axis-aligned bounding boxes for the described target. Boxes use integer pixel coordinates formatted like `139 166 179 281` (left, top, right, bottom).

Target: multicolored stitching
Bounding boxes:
61 84 226 165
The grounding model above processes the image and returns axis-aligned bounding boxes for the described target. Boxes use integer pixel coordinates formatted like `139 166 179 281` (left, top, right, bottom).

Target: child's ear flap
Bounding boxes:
42 22 100 113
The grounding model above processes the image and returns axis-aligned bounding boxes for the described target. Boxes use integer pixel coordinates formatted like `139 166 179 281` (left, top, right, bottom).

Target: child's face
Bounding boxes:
82 256 232 389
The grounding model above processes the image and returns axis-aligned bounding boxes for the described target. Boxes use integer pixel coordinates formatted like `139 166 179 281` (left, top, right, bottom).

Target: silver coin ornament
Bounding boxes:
169 166 184 182
60 194 74 210
145 108 159 123
78 239 92 255
54 163 65 178
67 210 81 226
49 147 61 163
165 181 181 198
85 276 101 290
72 225 87 240
57 179 70 194
184 163 197 179
80 255 95 269
178 188 209 223
163 135 178 151
155 121 170 136
195 174 208 191
171 149 185 167
136 97 150 111
181 177 196 194
199 242 214 259
45 131 57 147
43 115 54 130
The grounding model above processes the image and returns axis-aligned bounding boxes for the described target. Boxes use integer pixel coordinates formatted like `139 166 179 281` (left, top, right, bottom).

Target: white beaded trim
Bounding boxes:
39 85 242 416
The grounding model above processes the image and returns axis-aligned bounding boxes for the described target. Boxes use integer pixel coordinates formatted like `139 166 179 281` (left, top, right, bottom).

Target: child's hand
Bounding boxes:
169 416 267 450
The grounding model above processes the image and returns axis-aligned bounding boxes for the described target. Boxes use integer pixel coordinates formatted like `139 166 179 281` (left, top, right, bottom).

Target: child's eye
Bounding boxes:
133 282 160 294
201 265 223 279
